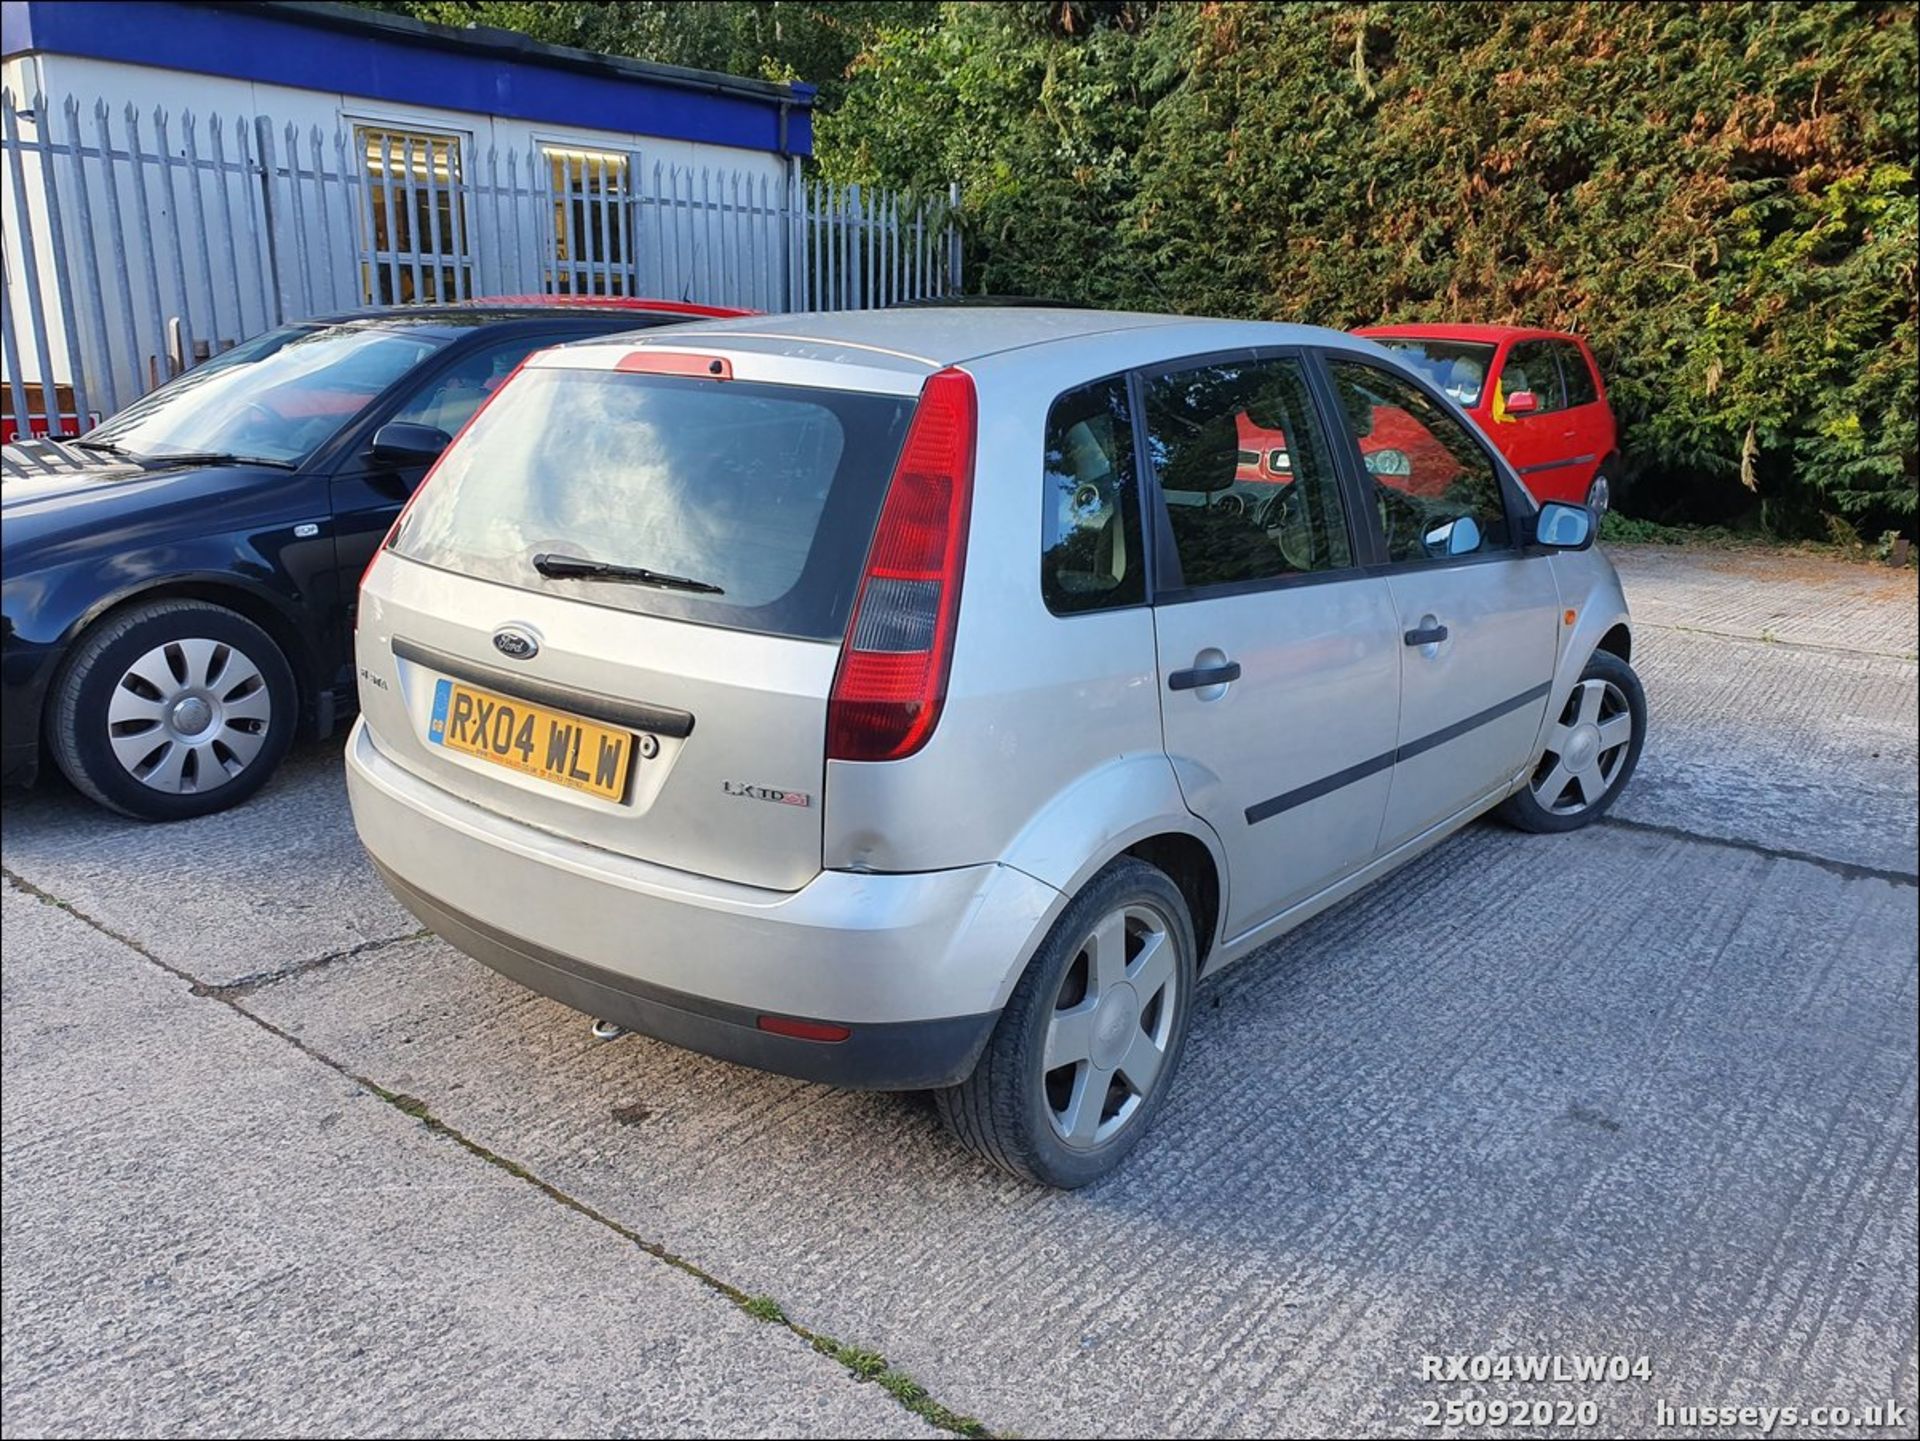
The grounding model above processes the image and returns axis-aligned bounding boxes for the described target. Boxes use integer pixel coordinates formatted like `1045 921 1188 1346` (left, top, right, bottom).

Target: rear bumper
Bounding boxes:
346 719 1058 1089
373 860 997 1088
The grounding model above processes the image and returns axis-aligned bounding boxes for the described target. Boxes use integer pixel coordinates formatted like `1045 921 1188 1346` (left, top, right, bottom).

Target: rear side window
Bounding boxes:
1375 339 1496 408
1499 341 1566 413
1042 377 1145 615
1326 358 1512 563
1141 354 1353 591
1555 341 1599 406
390 367 914 640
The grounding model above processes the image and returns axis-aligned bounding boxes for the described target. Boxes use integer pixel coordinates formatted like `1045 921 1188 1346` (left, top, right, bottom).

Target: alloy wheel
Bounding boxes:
1043 901 1181 1149
1530 677 1633 816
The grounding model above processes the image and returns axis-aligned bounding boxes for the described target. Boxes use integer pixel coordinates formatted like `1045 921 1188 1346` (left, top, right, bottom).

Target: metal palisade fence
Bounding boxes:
0 89 962 437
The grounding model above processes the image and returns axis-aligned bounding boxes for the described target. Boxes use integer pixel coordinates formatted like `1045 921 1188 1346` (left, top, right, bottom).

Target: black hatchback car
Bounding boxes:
1 298 743 820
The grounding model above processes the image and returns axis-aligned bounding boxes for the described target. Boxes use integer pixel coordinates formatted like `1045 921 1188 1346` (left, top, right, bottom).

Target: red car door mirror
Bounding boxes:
1504 389 1539 415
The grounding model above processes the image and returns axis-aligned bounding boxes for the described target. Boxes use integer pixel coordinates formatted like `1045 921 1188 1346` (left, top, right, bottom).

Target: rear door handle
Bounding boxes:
1168 661 1242 691
1403 624 1449 647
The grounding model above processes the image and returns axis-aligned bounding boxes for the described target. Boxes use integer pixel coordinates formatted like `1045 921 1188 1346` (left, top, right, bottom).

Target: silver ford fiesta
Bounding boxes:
347 307 1644 1187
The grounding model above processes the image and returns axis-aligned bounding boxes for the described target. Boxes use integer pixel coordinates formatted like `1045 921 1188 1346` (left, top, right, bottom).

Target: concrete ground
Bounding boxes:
3 545 1915 1439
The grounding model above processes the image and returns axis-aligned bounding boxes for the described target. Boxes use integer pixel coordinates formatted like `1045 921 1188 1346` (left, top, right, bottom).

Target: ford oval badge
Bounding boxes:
492 626 539 661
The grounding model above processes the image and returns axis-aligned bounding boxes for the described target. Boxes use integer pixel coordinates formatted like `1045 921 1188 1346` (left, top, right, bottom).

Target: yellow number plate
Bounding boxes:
428 678 634 801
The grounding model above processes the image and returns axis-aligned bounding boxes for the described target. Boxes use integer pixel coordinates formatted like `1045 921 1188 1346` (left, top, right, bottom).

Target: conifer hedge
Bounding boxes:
827 2 1918 534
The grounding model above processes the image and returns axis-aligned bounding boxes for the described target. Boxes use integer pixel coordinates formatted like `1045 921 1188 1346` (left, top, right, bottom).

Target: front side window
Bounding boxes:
1555 341 1600 406
385 336 549 440
1498 341 1566 414
1327 358 1512 564
85 323 445 465
1042 377 1145 614
1142 354 1353 590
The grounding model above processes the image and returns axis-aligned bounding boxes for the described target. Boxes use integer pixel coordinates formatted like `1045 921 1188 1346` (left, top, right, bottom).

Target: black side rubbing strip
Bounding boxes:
1245 750 1395 827
392 637 696 738
1243 680 1554 826
1518 454 1596 476
1395 681 1552 763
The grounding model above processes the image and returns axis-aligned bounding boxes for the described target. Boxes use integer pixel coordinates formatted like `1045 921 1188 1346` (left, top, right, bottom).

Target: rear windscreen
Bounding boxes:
390 367 915 640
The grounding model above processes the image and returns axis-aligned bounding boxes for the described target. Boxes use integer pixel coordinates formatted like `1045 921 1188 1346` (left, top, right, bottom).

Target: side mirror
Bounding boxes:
1533 500 1594 550
1423 514 1483 558
1504 390 1538 416
370 421 450 468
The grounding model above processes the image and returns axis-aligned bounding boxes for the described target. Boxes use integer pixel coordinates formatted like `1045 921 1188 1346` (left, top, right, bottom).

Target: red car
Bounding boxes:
1233 402 1465 499
1353 324 1619 515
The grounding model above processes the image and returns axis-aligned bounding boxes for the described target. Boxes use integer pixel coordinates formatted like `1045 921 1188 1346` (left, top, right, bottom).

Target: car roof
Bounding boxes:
565 306 1372 375
297 297 748 338
1354 322 1581 345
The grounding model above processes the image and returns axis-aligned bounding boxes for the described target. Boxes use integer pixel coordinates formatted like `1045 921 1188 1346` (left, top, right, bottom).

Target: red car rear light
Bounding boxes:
825 366 976 763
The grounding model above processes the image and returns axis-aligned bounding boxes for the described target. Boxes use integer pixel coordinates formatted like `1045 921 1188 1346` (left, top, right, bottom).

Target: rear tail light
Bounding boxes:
826 367 976 762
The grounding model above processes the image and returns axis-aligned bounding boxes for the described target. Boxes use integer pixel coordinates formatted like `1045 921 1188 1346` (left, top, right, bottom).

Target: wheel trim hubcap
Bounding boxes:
1043 902 1179 1151
107 638 272 793
1531 677 1631 815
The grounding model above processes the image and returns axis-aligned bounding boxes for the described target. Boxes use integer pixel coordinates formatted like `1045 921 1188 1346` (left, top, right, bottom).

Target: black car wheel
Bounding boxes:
47 599 297 821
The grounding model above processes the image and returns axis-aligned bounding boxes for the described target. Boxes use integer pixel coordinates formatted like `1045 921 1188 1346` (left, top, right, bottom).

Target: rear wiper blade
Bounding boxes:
532 552 725 595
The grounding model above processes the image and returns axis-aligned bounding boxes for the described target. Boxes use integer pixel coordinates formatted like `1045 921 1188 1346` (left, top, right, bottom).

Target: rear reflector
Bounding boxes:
826 367 976 762
756 1015 853 1044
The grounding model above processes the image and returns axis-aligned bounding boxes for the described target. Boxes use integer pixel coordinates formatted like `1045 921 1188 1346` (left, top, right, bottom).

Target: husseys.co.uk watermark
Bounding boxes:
1414 1351 1910 1434
1652 1400 1912 1434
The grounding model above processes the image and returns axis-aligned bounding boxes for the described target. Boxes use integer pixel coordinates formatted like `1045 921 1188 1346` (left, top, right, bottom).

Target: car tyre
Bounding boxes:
1498 648 1645 834
935 857 1196 1188
47 598 297 821
1585 470 1614 518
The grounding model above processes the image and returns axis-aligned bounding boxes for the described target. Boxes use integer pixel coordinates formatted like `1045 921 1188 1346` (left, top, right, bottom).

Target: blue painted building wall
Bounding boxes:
0 0 815 156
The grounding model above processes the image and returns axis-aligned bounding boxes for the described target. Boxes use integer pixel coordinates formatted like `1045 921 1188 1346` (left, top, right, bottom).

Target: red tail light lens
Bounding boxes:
826 366 976 762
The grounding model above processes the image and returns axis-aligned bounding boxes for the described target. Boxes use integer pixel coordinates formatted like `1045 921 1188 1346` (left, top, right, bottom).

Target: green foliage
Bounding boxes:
1600 511 1747 547
741 1294 787 1324
369 1 1918 534
375 1 935 104
827 1 1918 535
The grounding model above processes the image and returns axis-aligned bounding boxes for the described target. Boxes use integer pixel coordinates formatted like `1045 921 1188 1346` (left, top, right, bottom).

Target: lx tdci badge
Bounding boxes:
723 780 812 808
